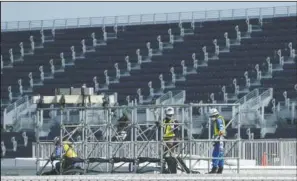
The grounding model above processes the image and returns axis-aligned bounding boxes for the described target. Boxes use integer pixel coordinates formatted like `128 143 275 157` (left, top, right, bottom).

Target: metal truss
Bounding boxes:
35 103 242 175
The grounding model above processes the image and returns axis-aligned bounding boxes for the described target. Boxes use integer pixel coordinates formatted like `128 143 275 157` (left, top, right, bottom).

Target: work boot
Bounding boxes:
208 167 217 174
217 167 223 174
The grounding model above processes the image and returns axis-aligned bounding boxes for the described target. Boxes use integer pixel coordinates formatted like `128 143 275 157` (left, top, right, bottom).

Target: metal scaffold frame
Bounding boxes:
34 103 241 175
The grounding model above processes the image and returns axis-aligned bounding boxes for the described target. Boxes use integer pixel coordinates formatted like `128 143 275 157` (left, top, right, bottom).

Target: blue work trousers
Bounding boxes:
212 142 224 168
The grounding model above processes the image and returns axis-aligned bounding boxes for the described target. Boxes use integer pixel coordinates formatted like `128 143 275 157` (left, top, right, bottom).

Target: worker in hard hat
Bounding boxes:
163 107 180 150
162 107 180 173
51 137 81 173
208 108 226 174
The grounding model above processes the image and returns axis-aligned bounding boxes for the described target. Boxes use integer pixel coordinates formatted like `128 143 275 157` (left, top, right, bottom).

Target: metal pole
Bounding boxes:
83 109 88 174
208 111 211 173
166 13 168 23
181 107 185 156
59 109 63 175
219 10 221 21
133 102 137 172
83 108 87 172
189 105 193 173
160 106 164 173
35 109 41 174
107 107 111 172
273 7 276 17
38 103 240 110
237 105 241 173
156 107 159 168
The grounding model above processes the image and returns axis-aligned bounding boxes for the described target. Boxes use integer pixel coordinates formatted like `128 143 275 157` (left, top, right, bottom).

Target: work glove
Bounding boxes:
219 131 225 136
155 121 160 128
50 155 56 161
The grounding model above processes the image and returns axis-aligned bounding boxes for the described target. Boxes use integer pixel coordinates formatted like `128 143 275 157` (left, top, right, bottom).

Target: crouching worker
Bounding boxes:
209 108 226 174
51 137 82 173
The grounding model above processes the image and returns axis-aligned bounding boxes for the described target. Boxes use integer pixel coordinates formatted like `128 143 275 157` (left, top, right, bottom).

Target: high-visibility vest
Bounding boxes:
63 142 78 158
213 115 226 137
163 118 176 140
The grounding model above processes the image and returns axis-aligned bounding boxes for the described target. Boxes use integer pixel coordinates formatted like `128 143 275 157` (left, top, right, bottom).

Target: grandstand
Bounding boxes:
1 5 296 177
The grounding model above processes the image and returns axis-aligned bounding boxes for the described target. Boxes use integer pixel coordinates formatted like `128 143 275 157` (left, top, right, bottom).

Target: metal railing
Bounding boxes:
156 90 186 105
233 89 273 127
155 91 173 105
240 139 297 166
32 139 297 166
232 89 260 120
1 5 296 32
246 88 273 109
4 96 29 113
171 90 186 104
149 91 185 122
235 89 260 105
3 96 32 127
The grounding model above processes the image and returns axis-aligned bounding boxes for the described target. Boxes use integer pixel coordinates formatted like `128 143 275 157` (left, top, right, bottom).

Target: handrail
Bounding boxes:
1 5 296 32
245 88 273 109
3 96 36 128
155 91 173 105
171 90 186 104
235 89 259 105
4 95 29 113
232 89 260 118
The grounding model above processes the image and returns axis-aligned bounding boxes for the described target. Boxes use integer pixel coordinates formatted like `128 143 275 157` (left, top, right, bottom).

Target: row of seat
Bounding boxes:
1 16 296 129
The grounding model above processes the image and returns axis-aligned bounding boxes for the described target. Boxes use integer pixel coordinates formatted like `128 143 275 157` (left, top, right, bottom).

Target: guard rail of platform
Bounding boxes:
1 5 296 32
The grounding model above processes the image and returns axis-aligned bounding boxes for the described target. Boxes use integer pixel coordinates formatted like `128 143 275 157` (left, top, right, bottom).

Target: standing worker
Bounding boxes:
163 107 180 154
162 107 180 173
208 108 226 174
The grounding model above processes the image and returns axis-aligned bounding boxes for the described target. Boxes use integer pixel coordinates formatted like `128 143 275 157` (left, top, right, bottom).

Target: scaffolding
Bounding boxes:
34 100 242 175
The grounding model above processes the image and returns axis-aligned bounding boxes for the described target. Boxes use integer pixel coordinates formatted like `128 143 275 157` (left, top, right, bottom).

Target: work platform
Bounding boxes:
29 94 295 175
2 173 297 181
32 94 244 175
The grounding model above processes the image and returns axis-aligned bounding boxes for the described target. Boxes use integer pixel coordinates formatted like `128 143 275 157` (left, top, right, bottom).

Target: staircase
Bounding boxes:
3 96 37 129
145 90 186 123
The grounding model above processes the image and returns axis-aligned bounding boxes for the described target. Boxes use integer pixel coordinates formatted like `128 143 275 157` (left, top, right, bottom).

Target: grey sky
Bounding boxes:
1 2 296 22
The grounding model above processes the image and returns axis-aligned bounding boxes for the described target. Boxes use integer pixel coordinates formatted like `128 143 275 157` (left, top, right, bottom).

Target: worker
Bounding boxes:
163 107 179 151
51 137 81 173
208 108 226 174
162 107 179 173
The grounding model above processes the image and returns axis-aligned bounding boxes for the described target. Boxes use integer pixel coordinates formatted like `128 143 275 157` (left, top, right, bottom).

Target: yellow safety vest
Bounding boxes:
63 142 78 158
163 119 176 140
213 115 226 137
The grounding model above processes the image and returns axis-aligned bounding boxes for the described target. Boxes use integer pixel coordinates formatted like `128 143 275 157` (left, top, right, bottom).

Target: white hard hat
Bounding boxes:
165 107 174 115
209 108 219 117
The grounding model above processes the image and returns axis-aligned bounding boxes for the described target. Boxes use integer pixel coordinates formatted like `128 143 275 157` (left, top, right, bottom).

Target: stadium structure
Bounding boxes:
1 5 297 180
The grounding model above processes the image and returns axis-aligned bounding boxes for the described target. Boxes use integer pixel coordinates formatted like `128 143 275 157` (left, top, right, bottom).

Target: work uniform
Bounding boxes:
163 117 179 174
212 115 226 169
163 118 178 141
54 142 80 172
